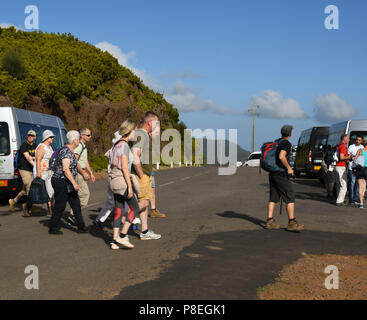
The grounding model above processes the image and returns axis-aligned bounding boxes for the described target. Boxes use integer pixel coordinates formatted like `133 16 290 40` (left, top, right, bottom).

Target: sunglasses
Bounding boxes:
84 134 92 137
28 135 36 137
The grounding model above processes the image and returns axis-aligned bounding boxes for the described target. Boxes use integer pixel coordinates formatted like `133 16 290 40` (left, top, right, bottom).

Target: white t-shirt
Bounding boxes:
348 144 364 170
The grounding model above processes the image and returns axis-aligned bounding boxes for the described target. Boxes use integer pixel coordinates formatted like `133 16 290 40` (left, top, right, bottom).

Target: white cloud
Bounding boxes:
0 23 24 31
249 90 307 119
165 81 242 114
95 42 240 115
314 93 357 123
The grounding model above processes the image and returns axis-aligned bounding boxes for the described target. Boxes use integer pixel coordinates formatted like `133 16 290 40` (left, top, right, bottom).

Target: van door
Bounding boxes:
0 122 13 180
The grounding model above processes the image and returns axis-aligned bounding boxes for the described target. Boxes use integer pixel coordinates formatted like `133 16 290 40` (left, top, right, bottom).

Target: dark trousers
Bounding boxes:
49 177 86 232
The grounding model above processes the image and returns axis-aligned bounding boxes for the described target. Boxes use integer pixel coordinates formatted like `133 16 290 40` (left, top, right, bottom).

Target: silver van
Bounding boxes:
327 120 367 149
0 106 67 195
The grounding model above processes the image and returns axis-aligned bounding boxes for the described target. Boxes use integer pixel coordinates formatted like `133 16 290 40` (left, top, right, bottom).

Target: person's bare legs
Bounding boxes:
150 187 156 209
358 179 366 204
286 203 295 220
139 199 150 231
267 202 276 219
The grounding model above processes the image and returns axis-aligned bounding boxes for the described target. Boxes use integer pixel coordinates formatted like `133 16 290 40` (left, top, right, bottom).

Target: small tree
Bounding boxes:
1 48 27 80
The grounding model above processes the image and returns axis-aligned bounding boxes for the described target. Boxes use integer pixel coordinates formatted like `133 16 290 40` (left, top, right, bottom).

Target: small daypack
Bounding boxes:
49 146 68 172
28 178 49 204
260 140 286 173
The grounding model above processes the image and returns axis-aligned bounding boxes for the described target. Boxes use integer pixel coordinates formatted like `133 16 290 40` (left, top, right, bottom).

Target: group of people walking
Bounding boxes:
8 110 166 249
331 134 367 208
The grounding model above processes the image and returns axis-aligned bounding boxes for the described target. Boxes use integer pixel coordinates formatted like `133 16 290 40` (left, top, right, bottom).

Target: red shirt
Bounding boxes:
336 143 349 167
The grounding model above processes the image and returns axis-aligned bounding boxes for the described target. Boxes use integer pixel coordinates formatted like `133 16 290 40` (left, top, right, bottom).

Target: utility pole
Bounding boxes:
248 104 259 153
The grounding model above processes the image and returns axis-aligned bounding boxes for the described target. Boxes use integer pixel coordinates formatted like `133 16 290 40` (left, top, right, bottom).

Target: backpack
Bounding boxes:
13 150 19 171
28 178 49 204
260 140 287 173
49 146 68 172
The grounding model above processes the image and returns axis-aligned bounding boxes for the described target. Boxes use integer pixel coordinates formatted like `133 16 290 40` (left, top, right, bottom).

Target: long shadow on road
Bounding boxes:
114 220 367 300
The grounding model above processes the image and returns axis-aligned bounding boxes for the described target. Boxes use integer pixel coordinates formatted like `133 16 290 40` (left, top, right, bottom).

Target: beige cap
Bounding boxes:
27 130 36 136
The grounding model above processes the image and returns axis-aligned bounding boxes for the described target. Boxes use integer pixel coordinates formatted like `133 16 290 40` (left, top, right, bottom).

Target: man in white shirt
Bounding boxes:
348 136 364 204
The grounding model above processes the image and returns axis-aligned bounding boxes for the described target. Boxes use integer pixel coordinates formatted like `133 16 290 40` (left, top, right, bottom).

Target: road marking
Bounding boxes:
159 181 174 187
181 177 190 181
206 246 224 251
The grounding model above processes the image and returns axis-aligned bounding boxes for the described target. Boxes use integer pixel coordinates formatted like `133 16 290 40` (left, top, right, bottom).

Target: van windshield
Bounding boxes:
313 135 328 152
0 122 10 156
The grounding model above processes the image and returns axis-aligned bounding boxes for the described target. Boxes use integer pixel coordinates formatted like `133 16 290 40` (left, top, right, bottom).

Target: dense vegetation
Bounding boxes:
0 27 186 133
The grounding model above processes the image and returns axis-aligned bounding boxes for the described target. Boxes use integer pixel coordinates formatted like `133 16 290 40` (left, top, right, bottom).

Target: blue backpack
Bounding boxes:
13 150 19 171
260 140 286 173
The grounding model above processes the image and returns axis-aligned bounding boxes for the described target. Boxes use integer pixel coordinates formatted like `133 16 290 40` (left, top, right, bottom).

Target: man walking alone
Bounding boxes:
265 125 304 232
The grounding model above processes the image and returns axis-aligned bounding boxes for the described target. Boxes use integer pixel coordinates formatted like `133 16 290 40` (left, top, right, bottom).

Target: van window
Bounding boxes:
0 122 10 156
350 131 367 145
313 135 328 152
18 122 63 149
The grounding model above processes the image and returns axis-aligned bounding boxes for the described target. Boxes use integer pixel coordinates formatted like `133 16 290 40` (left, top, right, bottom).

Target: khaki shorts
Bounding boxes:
136 174 152 201
19 169 34 195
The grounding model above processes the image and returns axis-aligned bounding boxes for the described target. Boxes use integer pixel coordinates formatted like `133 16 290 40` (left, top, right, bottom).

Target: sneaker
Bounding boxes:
265 218 280 230
150 209 166 218
93 219 107 231
110 240 121 250
9 199 16 212
287 219 304 232
359 203 364 209
140 230 161 240
115 235 134 248
132 217 141 225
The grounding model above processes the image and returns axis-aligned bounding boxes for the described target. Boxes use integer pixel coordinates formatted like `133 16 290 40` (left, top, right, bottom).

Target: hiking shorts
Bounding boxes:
136 174 152 201
269 172 295 204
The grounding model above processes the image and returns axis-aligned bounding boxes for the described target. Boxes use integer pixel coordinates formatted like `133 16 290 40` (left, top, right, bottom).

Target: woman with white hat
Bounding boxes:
33 130 55 216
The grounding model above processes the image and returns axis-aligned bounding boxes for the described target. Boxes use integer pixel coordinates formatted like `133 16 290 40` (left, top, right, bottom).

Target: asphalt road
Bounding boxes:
0 166 367 300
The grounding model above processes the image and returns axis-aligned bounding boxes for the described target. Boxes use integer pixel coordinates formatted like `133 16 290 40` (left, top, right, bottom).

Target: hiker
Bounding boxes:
67 128 94 225
131 111 162 240
149 121 166 218
109 120 140 249
49 130 89 235
9 130 38 216
93 131 122 231
265 125 304 232
348 136 364 204
33 130 55 216
354 139 367 209
335 134 353 206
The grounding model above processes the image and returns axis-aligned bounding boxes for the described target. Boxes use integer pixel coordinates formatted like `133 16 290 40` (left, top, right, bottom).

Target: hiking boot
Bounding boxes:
265 218 280 230
115 236 134 248
287 219 304 232
9 199 16 212
140 230 161 240
150 208 166 218
22 203 31 217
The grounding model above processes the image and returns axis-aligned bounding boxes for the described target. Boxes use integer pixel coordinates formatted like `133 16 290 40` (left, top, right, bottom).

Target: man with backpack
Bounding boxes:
264 125 304 232
9 130 38 216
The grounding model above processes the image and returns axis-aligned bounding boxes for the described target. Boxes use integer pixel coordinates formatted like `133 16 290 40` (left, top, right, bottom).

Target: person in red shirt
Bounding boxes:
335 134 353 205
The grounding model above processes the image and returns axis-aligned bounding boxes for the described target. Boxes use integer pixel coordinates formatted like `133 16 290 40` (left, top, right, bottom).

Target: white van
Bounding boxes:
244 151 261 167
327 120 367 149
0 107 67 195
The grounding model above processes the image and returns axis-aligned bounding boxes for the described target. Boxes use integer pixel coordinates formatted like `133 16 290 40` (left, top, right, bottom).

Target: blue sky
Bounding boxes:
1 0 367 151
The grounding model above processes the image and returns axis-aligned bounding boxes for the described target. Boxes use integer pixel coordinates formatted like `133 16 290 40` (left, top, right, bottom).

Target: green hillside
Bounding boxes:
0 26 185 133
